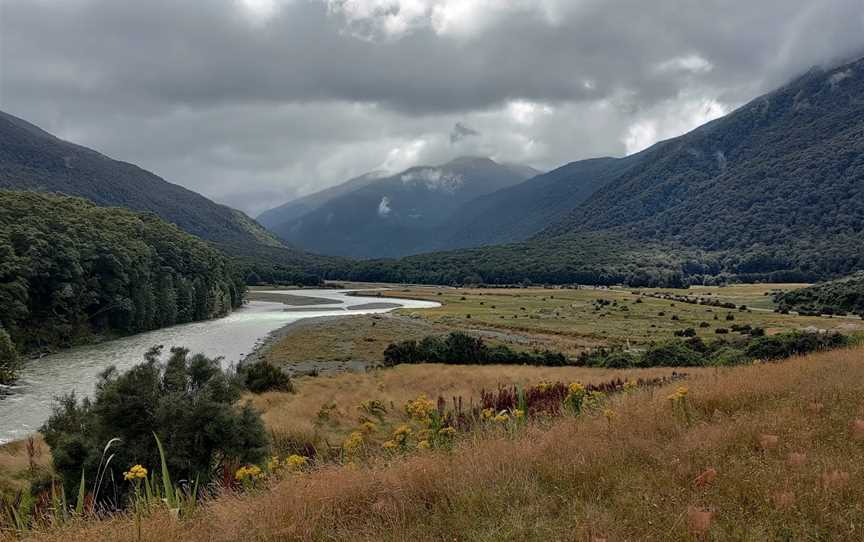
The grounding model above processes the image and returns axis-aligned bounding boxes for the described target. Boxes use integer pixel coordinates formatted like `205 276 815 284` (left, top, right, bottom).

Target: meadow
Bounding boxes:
7 344 864 541
264 283 863 365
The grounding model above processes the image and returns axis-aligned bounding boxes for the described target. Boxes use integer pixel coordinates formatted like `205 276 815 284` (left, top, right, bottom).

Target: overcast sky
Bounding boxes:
1 0 862 216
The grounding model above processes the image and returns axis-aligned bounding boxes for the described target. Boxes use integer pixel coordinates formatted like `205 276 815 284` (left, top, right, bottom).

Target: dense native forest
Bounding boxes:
775 273 864 317
0 191 246 381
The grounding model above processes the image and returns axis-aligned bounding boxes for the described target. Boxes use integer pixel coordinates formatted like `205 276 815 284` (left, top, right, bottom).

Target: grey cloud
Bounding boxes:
450 122 480 143
0 0 862 214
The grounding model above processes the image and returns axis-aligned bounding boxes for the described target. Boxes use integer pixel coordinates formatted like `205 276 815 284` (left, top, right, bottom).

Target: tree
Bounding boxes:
0 327 19 384
41 346 268 499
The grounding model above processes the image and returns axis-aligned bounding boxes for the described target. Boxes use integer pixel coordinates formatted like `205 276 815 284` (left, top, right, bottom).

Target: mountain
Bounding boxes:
264 157 539 258
257 171 387 229
335 57 864 286
0 110 281 248
426 156 641 250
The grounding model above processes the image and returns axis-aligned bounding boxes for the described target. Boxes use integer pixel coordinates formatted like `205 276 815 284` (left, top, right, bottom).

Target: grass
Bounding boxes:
12 344 864 541
261 284 862 366
248 364 699 445
375 284 863 353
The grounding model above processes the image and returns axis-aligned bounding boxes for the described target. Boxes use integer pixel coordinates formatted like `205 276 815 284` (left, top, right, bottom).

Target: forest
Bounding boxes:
775 272 864 317
0 191 246 383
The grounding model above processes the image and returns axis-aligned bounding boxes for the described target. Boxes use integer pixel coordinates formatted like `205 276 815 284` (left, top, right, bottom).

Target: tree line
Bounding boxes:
0 191 246 383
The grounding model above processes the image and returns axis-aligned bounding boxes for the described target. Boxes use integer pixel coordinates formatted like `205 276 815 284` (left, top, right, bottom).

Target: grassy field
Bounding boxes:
16 344 864 541
262 284 863 366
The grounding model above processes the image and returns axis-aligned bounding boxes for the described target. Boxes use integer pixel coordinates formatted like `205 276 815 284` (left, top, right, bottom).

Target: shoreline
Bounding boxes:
241 314 375 376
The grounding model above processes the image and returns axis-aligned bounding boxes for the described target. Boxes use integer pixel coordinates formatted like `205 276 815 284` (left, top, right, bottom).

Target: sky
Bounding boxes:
1 0 862 216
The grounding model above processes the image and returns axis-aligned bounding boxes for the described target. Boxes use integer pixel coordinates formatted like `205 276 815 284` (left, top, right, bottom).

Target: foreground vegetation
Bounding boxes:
5 344 864 540
0 191 246 383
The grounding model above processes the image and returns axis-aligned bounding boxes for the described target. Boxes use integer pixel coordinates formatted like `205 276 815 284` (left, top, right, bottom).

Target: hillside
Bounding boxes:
0 191 245 380
540 57 864 275
776 273 864 317
257 171 387 229
0 110 281 248
263 157 538 258
427 156 642 250
337 57 864 285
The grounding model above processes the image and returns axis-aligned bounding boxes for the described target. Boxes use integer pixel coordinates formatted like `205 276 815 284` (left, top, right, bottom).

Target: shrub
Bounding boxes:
384 333 569 367
639 341 702 367
745 332 849 361
41 346 269 500
240 360 294 394
0 327 19 385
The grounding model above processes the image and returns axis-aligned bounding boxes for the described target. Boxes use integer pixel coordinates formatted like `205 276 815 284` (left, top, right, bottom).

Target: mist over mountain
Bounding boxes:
340 56 864 285
262 157 539 258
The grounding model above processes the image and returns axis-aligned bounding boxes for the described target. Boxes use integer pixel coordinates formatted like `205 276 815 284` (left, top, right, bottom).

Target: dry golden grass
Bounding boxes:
249 363 699 442
17 345 864 541
0 436 50 495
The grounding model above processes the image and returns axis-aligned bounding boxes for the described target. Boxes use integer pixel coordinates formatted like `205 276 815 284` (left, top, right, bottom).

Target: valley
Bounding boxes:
1 10 863 539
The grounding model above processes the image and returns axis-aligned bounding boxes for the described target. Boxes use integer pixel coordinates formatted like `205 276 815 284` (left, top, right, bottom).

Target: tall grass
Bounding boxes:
9 344 864 541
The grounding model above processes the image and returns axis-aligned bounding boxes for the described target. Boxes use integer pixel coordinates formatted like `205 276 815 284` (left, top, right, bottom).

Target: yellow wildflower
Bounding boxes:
284 455 308 471
494 412 510 423
568 382 585 394
360 421 377 434
234 465 263 481
418 440 431 449
603 408 616 420
676 386 689 397
382 440 398 450
123 464 147 481
481 408 494 420
624 379 638 390
343 431 365 454
405 395 436 421
439 426 457 436
513 409 525 419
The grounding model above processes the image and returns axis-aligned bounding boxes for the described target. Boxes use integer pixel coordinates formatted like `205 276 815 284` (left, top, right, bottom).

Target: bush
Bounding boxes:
41 346 269 499
0 328 19 384
745 332 849 361
240 360 294 393
384 332 569 367
639 341 702 367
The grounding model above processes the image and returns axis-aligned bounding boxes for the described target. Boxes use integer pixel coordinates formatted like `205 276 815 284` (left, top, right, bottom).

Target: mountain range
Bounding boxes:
338 56 864 286
259 157 540 258
0 110 341 284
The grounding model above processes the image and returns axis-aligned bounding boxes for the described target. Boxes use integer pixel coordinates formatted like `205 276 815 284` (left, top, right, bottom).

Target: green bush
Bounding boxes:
0 327 19 384
41 346 268 500
384 332 569 367
745 332 849 361
241 360 294 394
639 341 702 367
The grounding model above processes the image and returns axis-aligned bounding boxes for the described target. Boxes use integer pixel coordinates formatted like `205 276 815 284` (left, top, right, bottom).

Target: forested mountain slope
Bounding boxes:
0 110 281 247
427 156 642 250
257 171 387 229
335 57 864 286
0 191 246 375
540 57 864 276
264 157 538 258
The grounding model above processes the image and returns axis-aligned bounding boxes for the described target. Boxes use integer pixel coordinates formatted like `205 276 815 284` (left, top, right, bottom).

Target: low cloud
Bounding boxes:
377 196 392 217
1 0 862 214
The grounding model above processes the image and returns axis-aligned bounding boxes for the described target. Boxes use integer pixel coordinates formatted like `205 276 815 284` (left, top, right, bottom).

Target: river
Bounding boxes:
0 289 439 444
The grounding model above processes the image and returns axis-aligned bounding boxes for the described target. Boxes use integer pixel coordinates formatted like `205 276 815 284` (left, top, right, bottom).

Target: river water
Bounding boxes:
0 289 439 444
